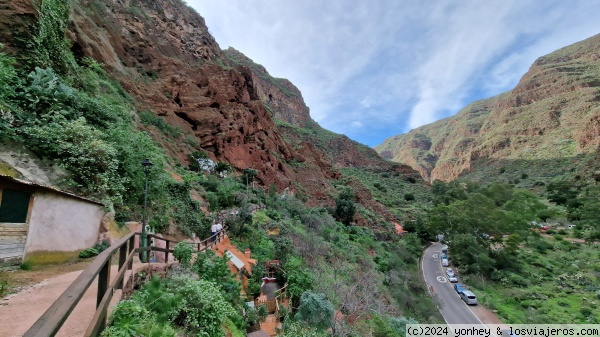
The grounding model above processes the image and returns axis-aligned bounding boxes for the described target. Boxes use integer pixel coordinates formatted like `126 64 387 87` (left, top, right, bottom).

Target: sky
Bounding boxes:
189 1 600 147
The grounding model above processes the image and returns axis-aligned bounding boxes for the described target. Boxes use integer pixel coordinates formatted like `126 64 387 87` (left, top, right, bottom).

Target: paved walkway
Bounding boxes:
0 263 145 337
0 230 245 337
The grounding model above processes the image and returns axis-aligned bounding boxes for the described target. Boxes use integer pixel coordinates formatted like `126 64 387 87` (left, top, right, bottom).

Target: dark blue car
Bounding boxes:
453 283 465 294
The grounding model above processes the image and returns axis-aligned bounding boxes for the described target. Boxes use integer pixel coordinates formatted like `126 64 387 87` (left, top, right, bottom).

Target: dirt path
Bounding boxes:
0 263 144 337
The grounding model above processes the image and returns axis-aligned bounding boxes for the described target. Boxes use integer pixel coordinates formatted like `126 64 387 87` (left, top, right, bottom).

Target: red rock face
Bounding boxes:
59 0 349 195
1 0 423 224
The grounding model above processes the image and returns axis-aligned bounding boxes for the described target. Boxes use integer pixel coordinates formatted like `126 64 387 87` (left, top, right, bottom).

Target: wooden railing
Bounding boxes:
274 283 288 314
255 297 277 313
24 229 227 337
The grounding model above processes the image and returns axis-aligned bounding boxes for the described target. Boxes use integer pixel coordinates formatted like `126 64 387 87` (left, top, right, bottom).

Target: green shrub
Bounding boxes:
79 240 110 258
164 274 237 336
139 110 181 138
23 117 125 199
0 277 9 297
295 291 334 331
193 250 242 306
279 322 327 337
101 299 176 337
19 261 32 270
334 187 356 225
107 274 237 337
34 0 77 74
79 247 99 259
173 242 193 267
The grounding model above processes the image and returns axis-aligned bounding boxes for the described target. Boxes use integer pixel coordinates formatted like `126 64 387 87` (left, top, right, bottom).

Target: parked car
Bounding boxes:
441 253 447 259
541 225 549 231
567 224 576 229
441 258 449 267
453 283 466 294
446 268 458 282
459 290 478 305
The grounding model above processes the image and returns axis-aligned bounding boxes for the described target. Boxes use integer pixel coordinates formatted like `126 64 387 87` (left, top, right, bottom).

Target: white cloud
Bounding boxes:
351 121 363 128
189 0 600 146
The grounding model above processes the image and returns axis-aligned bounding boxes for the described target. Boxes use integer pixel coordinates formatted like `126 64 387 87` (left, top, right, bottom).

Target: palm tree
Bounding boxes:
214 162 231 178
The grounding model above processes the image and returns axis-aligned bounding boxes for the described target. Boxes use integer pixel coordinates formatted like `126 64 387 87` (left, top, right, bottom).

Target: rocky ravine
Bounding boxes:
376 33 600 182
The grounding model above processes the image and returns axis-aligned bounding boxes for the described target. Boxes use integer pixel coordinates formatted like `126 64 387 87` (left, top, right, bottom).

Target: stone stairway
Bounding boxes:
259 314 280 336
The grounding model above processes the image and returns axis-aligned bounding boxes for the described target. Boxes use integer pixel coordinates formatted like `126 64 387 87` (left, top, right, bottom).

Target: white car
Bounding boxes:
446 268 458 282
441 258 449 267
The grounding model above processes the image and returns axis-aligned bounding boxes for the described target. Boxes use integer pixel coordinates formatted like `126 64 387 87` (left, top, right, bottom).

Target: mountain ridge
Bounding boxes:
0 0 424 226
375 33 600 182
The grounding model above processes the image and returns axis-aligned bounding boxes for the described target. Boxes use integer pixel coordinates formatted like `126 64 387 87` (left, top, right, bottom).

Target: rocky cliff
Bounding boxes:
376 33 600 182
0 0 421 220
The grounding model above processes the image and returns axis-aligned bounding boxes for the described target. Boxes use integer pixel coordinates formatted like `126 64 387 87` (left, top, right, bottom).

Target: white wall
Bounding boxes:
25 191 104 253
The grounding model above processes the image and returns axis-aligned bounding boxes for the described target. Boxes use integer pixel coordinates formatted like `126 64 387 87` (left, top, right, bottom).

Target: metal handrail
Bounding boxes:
24 229 227 337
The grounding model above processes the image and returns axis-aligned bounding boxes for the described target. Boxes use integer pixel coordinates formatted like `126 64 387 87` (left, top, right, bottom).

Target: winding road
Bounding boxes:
422 242 484 324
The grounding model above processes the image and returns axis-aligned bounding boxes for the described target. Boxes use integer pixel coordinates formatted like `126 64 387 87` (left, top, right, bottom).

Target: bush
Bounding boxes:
102 299 176 337
0 277 9 297
19 261 32 270
79 240 110 258
334 187 356 225
530 239 553 253
404 193 415 201
139 110 181 137
165 274 237 336
109 274 237 337
173 242 193 267
193 250 242 306
295 291 334 331
79 247 99 259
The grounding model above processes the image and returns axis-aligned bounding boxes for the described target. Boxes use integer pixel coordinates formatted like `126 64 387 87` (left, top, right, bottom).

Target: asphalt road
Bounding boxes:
422 242 484 324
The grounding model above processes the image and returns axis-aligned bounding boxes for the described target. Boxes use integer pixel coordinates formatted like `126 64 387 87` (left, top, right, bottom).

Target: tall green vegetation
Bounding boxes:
33 0 77 74
103 273 238 337
422 179 600 323
334 187 356 225
228 190 441 333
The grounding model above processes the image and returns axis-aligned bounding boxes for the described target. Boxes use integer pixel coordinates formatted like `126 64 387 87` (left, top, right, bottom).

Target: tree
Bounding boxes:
503 190 547 219
241 168 258 186
214 162 230 178
482 182 513 207
567 185 600 227
284 256 314 304
334 187 356 225
295 291 334 331
547 180 578 206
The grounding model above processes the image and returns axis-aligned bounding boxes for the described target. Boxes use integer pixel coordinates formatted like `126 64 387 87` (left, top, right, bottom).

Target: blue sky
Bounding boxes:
189 1 600 147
